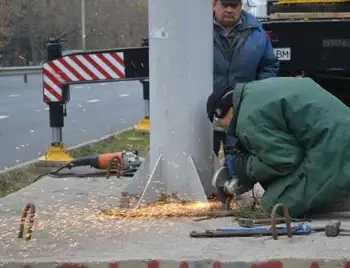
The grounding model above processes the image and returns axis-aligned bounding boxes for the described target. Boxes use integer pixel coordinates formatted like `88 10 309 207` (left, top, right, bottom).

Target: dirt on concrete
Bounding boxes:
0 169 350 265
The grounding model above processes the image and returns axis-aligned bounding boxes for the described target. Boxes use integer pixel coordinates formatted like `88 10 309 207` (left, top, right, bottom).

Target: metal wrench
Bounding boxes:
189 224 310 238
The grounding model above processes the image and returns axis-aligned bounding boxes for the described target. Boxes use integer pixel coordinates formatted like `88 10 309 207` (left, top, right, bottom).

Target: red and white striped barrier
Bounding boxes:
1 260 350 268
42 52 125 103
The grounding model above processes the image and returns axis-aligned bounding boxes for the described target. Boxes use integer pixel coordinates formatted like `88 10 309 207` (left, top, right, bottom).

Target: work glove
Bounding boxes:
223 136 248 159
235 151 255 193
206 86 235 122
227 177 254 196
235 151 250 179
224 138 255 195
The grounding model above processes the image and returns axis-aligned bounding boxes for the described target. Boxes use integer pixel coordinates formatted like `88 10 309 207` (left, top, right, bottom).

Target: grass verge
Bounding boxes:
0 130 150 198
0 129 266 219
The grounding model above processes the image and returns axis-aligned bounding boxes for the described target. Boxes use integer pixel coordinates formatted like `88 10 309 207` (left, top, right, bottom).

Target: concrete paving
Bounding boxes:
1 167 350 267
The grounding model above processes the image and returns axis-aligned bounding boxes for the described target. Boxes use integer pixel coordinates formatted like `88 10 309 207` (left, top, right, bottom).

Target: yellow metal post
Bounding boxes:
135 79 150 133
39 143 73 166
134 117 150 133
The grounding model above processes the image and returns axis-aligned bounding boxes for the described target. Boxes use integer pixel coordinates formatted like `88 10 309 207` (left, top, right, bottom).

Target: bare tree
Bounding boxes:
85 0 148 49
10 0 81 62
0 0 149 65
0 0 23 48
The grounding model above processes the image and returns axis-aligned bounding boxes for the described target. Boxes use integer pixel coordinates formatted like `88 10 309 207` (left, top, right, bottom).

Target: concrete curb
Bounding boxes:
67 126 134 152
0 127 134 175
0 260 349 267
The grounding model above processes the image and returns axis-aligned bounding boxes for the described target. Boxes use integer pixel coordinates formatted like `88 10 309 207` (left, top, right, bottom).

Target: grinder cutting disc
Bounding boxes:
212 166 232 204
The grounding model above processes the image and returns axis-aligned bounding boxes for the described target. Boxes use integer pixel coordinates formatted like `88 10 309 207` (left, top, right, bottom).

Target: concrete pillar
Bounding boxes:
123 0 218 207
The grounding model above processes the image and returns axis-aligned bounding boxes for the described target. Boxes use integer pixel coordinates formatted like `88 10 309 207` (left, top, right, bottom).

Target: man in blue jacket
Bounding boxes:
209 0 279 157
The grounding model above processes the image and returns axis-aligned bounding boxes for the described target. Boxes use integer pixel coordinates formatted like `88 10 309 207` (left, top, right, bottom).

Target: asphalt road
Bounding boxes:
0 74 144 170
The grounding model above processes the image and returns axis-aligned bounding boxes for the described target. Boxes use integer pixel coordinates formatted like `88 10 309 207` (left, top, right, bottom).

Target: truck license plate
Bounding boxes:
273 48 291 61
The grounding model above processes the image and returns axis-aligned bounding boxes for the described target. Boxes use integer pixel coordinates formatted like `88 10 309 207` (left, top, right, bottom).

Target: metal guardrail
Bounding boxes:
0 66 42 76
0 66 42 83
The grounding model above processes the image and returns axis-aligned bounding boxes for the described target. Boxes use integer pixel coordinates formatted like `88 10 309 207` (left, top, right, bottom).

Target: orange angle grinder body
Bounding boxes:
68 150 144 173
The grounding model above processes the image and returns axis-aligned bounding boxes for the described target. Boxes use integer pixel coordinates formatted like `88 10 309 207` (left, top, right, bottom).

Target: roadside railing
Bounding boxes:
0 66 42 83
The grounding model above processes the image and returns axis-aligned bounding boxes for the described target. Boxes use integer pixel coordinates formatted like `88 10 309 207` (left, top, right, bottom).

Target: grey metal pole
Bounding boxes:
144 100 150 118
81 0 86 50
52 127 63 144
123 0 216 207
144 79 150 118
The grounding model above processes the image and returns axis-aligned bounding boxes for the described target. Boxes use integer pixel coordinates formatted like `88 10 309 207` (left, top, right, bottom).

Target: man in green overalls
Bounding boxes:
208 76 350 218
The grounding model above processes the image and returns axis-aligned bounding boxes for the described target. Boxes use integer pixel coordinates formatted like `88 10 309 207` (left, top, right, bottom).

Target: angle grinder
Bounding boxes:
212 166 239 210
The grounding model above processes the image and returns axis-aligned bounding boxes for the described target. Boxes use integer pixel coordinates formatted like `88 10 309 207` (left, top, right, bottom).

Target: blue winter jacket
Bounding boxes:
213 10 279 92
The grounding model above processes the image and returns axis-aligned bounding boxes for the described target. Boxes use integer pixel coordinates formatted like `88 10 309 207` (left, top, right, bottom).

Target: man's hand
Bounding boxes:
227 177 254 195
235 150 252 181
224 137 255 195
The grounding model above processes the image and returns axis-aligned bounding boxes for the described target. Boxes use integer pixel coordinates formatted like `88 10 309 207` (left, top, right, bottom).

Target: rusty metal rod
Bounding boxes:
106 156 122 179
270 203 292 240
18 203 36 241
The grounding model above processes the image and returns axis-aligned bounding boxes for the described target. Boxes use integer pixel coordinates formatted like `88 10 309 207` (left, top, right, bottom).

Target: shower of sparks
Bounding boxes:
100 200 235 219
0 197 237 255
0 200 234 240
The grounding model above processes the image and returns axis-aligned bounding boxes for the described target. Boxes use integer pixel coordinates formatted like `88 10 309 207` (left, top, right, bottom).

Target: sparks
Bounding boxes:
100 199 236 219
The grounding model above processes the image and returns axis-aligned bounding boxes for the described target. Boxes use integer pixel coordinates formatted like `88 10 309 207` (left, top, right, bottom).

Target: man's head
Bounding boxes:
207 84 236 123
206 88 234 131
213 0 243 28
213 90 234 127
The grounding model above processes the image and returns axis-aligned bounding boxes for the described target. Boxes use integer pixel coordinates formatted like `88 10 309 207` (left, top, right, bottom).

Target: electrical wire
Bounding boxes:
31 163 135 184
32 164 71 183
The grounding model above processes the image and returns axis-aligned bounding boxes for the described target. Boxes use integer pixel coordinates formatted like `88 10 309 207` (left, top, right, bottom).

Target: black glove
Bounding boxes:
230 178 254 195
234 139 249 153
224 137 254 193
206 86 235 122
235 151 255 184
224 137 249 157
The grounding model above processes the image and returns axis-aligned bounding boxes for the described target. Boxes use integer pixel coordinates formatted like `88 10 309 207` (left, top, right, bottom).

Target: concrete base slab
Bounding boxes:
0 260 350 268
1 170 350 267
124 153 209 209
